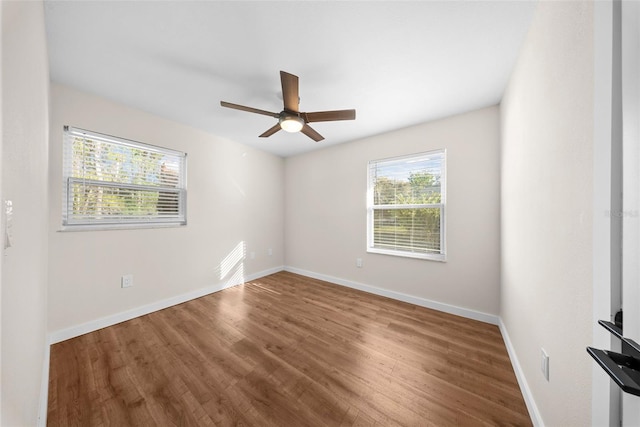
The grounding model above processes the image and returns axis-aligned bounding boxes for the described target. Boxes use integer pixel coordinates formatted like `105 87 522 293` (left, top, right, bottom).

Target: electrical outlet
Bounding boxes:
121 274 133 288
541 348 549 381
268 248 273 256
356 258 363 268
250 251 256 260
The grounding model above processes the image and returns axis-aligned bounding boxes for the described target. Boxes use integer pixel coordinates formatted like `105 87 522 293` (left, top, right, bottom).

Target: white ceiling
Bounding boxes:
44 0 537 158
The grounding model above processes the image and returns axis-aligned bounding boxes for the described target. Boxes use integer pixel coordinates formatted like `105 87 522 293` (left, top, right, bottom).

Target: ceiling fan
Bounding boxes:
220 71 356 142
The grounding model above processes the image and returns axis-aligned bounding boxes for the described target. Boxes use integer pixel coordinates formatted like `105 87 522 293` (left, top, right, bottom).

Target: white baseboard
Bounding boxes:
48 265 284 344
283 266 499 325
499 318 544 427
37 337 50 427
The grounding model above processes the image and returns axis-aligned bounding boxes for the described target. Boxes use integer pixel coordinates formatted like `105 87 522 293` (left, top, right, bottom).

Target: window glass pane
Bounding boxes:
69 181 181 222
373 207 441 254
371 152 443 206
70 136 183 188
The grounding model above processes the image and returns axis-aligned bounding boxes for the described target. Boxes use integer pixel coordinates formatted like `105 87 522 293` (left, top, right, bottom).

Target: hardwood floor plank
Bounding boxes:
48 271 531 426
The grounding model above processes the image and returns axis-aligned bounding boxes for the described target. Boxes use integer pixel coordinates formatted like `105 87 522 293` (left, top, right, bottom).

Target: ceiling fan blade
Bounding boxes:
301 124 324 142
303 109 356 123
280 71 299 112
259 123 281 138
220 101 279 118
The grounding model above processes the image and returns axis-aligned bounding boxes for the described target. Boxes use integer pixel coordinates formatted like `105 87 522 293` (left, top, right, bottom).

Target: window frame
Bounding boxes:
61 126 187 231
366 149 447 261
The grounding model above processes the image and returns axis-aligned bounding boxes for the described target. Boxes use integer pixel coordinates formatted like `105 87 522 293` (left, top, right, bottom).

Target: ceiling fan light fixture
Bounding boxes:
279 115 304 133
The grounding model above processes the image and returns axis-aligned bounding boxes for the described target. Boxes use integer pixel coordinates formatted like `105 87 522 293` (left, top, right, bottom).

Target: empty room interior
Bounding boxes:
1 0 632 426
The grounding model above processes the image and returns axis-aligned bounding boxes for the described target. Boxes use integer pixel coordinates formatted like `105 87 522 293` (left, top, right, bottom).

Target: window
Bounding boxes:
367 150 446 261
62 126 187 228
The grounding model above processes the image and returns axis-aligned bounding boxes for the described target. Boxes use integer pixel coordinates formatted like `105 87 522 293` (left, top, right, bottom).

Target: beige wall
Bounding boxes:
1 1 50 425
48 84 284 334
500 1 594 426
285 106 501 318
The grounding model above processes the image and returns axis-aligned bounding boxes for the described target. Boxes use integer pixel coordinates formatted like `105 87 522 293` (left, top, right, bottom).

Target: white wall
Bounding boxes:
48 84 284 334
285 106 501 318
1 1 50 425
500 1 594 426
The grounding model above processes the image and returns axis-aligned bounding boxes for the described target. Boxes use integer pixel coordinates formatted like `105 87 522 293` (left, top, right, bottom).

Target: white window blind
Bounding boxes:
367 150 446 261
62 126 187 228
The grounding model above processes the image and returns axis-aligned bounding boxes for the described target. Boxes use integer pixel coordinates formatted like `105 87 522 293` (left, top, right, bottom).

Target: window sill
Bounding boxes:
58 222 186 232
367 247 446 262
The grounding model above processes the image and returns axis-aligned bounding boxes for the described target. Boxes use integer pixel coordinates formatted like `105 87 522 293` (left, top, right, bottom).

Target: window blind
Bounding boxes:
367 150 445 260
62 126 187 227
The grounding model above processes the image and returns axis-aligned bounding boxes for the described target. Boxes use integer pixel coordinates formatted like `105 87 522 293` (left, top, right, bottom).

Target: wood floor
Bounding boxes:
47 272 531 426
